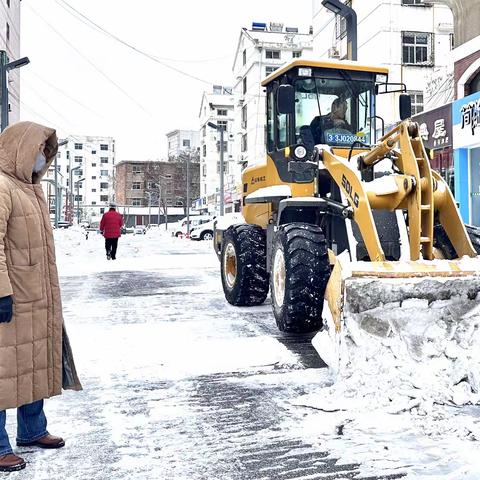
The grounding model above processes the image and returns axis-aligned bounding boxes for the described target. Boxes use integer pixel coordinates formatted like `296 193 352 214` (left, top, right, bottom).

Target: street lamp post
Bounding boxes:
321 0 357 60
207 122 225 216
54 139 68 228
76 177 85 224
146 192 152 226
0 52 30 132
69 165 81 224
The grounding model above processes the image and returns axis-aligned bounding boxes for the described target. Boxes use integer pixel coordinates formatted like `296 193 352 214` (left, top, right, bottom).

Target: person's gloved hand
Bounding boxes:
0 296 13 323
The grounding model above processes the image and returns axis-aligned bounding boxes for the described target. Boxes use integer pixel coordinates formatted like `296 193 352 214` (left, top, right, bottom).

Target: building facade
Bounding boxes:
312 0 454 120
45 135 116 223
166 129 200 159
115 159 199 213
198 86 236 214
1 0 21 125
232 23 313 167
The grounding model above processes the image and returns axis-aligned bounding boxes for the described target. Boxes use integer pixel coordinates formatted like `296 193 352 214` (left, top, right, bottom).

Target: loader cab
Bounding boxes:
263 61 389 155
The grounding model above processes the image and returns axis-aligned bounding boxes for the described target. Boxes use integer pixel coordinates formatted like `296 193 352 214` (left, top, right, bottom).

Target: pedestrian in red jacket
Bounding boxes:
99 203 124 260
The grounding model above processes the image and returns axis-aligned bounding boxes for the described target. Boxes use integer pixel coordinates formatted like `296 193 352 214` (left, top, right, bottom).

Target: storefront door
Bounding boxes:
471 147 480 226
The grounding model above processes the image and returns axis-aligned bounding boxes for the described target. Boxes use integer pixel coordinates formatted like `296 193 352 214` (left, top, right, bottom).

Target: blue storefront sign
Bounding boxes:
452 90 480 226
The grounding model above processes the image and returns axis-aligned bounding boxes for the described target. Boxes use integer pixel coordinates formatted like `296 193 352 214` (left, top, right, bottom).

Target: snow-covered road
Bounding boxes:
4 228 478 479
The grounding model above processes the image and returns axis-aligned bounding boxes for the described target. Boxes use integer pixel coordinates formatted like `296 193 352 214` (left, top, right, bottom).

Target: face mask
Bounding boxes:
33 152 46 173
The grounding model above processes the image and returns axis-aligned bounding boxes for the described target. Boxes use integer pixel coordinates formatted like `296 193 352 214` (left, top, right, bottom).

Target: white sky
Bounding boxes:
20 0 312 161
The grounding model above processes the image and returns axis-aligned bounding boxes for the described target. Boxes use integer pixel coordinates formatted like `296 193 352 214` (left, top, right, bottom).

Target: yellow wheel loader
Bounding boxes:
215 59 480 342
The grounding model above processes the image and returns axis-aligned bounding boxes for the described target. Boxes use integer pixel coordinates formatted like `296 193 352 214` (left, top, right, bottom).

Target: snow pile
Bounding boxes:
304 282 480 477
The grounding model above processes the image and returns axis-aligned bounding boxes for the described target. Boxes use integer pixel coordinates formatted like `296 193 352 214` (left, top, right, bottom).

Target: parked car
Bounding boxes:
190 219 215 241
133 225 147 235
170 215 213 237
56 221 73 229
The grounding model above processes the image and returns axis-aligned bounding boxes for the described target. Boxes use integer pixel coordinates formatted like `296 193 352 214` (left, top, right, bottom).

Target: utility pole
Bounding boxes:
146 192 152 226
54 140 68 228
76 177 85 224
185 153 191 234
0 52 30 132
207 122 225 216
70 165 81 224
219 126 225 216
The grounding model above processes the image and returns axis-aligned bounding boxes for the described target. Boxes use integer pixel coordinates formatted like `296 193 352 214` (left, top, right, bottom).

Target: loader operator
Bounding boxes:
310 97 353 144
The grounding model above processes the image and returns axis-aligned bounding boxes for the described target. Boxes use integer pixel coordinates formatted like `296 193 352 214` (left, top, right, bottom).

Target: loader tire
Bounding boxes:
221 224 269 306
434 224 480 258
270 223 330 334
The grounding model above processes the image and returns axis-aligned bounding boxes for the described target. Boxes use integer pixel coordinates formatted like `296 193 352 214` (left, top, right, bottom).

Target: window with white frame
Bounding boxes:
182 139 190 147
100 144 109 151
100 182 109 189
74 143 83 150
100 195 108 202
132 165 142 174
132 198 142 206
218 120 228 129
74 156 82 163
266 50 280 60
292 51 302 58
132 182 141 190
147 181 156 189
217 109 227 116
241 134 247 152
402 0 429 5
265 66 278 76
100 170 109 176
402 31 434 65
100 157 108 164
243 76 247 95
408 90 424 115
92 163 97 167
241 104 247 129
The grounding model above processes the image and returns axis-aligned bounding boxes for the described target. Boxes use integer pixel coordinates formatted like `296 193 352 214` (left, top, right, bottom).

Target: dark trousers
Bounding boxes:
105 238 119 259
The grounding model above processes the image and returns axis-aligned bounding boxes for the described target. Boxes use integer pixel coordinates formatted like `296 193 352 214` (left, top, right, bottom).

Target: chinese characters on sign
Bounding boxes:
460 99 480 136
412 103 452 150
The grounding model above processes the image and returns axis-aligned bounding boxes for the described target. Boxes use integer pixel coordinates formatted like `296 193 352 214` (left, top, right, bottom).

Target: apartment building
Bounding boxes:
1 0 21 124
232 22 313 167
115 159 199 210
312 0 454 118
198 85 236 214
166 129 200 159
45 135 116 222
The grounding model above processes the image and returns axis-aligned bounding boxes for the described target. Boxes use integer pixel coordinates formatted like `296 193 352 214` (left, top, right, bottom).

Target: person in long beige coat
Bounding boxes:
0 122 81 472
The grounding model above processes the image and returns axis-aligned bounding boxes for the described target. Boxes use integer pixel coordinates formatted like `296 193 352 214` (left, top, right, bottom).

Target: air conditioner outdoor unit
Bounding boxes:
328 46 340 59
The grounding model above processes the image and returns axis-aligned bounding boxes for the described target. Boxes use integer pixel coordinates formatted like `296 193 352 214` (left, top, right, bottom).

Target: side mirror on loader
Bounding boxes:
399 94 412 120
277 85 295 115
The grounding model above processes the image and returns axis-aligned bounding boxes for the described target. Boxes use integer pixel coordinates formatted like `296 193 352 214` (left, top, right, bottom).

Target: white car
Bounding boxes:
170 215 213 237
190 219 215 241
133 225 146 235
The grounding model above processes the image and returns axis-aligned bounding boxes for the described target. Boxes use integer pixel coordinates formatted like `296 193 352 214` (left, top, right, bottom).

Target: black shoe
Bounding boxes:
107 253 111 260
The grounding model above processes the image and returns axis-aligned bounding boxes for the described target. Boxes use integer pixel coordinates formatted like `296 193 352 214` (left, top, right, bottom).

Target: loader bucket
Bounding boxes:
315 255 480 371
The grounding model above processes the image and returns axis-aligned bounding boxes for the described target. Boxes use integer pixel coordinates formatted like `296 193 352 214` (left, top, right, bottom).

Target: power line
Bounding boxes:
21 78 79 129
24 70 106 119
53 0 217 86
56 0 231 65
26 3 153 117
